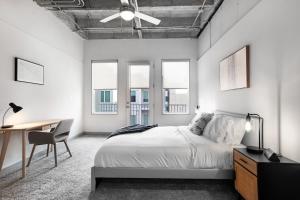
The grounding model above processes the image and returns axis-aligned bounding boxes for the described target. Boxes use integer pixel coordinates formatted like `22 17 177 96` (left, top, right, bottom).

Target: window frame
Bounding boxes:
91 60 118 115
142 90 149 103
130 90 137 103
161 59 190 115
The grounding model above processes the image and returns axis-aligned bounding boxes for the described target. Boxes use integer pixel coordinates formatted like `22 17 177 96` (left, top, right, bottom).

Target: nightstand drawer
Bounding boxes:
235 162 258 200
234 150 257 175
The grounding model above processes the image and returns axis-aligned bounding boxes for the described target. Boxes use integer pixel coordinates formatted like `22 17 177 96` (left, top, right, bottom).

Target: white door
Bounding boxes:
127 62 154 125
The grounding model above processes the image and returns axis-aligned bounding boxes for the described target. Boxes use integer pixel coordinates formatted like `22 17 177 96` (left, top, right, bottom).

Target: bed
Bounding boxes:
91 111 254 191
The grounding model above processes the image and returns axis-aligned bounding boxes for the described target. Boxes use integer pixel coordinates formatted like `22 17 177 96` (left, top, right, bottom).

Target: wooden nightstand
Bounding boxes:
233 148 300 200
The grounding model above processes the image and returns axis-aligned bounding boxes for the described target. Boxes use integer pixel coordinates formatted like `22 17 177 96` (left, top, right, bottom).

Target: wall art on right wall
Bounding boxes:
219 45 249 91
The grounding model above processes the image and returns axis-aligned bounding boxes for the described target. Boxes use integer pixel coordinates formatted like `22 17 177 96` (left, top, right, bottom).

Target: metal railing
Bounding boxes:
95 102 187 116
130 104 149 112
130 103 149 125
95 103 118 113
165 104 187 113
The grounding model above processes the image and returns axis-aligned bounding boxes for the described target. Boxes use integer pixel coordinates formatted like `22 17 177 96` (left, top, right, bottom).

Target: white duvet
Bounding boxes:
94 126 241 169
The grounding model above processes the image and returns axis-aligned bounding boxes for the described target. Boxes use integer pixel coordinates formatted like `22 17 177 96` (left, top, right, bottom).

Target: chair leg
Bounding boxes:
53 143 57 167
27 144 36 167
46 144 50 157
63 140 72 157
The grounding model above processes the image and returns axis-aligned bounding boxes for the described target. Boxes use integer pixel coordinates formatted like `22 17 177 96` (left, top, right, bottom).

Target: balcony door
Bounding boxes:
127 63 153 125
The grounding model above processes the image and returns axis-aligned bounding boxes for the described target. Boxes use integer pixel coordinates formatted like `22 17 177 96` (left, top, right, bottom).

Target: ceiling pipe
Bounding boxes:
34 0 86 38
38 0 83 5
36 0 78 4
136 26 200 31
80 26 200 33
192 0 207 27
34 0 84 8
197 0 224 38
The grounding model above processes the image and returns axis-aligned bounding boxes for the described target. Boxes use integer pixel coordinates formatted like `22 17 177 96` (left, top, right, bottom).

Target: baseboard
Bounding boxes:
69 132 85 140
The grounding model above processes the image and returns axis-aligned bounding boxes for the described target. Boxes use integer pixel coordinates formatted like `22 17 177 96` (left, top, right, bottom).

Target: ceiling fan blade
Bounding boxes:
100 13 120 23
120 0 129 5
135 12 161 25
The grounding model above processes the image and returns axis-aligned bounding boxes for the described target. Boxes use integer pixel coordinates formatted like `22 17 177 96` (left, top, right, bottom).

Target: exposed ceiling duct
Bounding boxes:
33 0 223 39
34 0 85 8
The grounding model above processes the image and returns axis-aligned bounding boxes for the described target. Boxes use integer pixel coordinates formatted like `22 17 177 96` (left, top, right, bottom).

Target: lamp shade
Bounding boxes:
245 113 252 132
245 113 264 154
9 102 23 113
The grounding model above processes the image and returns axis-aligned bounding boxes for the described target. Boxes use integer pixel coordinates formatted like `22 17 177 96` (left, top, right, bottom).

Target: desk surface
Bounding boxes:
0 119 61 132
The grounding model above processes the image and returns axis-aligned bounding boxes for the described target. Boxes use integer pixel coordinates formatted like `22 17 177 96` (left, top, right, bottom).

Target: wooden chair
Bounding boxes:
27 119 74 167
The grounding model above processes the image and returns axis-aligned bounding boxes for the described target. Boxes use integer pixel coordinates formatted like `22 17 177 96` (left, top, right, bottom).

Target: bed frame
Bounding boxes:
91 167 234 191
91 110 256 191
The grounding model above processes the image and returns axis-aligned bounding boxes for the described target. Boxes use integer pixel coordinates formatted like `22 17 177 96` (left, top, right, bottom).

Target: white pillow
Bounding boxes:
223 117 246 145
203 116 228 143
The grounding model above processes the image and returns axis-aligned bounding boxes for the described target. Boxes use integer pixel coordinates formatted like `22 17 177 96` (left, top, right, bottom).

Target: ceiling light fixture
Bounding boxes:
120 5 135 21
100 1 161 25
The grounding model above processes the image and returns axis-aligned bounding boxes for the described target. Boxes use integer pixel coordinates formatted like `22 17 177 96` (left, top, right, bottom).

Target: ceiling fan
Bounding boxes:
100 0 161 25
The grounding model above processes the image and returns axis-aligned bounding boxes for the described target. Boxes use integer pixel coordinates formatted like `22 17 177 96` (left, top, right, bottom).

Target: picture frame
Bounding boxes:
219 46 249 91
15 57 44 85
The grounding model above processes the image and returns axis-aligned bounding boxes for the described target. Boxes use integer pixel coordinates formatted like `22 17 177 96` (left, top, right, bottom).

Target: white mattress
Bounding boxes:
94 126 243 169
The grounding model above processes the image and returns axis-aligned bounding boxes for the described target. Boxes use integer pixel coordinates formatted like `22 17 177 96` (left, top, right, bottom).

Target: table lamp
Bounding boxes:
1 103 23 129
245 113 264 154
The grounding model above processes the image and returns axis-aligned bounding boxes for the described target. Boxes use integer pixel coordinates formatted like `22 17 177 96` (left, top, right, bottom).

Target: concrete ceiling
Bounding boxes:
34 0 223 39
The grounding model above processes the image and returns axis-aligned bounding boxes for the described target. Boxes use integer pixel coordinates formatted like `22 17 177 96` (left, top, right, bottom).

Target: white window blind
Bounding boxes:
130 64 150 88
162 61 189 89
92 61 118 90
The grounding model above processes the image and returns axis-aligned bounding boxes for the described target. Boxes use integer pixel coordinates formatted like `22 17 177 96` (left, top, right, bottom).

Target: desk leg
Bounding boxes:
22 131 26 178
0 131 11 171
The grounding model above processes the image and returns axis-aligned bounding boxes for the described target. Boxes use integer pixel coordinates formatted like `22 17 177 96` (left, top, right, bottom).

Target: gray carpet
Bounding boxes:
0 135 239 200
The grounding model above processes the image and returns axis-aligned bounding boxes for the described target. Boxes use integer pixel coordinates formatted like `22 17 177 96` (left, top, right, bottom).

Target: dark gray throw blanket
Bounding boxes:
107 124 158 139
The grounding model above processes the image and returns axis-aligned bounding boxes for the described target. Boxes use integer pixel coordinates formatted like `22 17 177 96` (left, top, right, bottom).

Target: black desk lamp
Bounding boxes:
245 113 264 154
1 103 23 129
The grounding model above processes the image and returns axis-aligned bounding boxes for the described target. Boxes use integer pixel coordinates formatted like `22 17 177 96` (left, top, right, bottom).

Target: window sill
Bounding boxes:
162 112 190 115
92 112 118 115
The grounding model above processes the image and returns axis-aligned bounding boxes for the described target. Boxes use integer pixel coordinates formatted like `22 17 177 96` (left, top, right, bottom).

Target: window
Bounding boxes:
142 90 149 103
162 60 189 114
130 90 136 102
99 90 111 103
142 111 149 125
92 61 118 114
130 115 137 125
129 64 150 125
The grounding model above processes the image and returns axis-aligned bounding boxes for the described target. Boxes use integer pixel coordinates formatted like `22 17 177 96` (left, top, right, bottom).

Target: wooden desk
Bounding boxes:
0 119 61 178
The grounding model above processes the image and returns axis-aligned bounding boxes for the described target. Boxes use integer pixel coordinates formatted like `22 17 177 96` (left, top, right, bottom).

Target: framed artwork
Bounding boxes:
15 57 44 85
220 46 249 91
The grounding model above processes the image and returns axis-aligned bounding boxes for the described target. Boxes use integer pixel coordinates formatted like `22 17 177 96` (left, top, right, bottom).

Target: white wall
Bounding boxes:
198 0 261 57
84 39 198 132
197 0 300 162
0 0 84 169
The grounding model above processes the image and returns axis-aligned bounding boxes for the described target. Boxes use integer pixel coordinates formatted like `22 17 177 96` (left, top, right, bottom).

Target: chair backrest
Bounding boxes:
53 119 74 137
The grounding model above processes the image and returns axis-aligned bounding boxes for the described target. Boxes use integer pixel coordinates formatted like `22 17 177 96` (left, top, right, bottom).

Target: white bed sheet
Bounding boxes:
94 126 243 169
